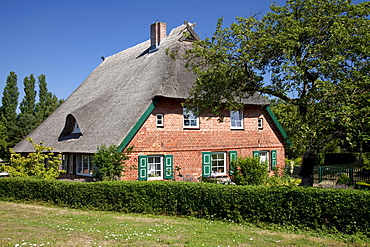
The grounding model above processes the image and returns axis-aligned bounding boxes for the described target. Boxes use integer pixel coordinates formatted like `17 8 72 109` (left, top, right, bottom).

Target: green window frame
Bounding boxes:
138 155 173 181
252 150 277 170
229 151 237 175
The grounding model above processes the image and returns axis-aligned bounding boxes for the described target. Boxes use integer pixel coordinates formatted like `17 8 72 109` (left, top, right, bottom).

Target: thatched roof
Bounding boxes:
13 22 269 154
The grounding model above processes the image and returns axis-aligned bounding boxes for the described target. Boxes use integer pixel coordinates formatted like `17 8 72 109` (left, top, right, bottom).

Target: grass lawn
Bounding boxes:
0 201 368 247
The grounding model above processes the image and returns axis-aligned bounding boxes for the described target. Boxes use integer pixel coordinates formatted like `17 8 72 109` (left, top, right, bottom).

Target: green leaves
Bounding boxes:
1 178 370 235
230 157 268 185
2 137 63 179
92 144 132 181
185 0 370 154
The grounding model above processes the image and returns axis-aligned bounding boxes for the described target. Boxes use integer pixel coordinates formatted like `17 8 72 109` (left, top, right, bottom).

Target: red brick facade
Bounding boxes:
122 97 286 181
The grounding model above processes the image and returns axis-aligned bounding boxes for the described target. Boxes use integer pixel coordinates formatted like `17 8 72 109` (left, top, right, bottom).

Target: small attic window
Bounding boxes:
58 114 83 141
71 122 81 134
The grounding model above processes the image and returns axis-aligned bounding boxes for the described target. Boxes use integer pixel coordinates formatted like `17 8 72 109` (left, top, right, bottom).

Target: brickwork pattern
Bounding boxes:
123 98 286 181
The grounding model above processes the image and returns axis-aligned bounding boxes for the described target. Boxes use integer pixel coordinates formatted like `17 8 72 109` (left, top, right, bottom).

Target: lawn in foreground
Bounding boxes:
0 201 368 247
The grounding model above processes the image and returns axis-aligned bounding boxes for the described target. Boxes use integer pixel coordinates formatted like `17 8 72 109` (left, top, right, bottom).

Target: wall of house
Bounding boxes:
123 98 286 181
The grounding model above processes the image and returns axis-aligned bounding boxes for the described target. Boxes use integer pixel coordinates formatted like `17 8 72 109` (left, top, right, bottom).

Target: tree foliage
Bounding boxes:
17 74 38 141
0 72 20 149
184 0 370 153
230 157 268 185
0 72 64 161
92 144 132 181
1 137 63 179
35 74 64 125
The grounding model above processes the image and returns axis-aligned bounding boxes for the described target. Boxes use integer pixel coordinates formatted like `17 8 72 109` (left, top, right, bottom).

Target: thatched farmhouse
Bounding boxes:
13 21 289 181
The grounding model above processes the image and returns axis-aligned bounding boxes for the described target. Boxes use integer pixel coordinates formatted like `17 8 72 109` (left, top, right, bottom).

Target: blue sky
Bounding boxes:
0 0 366 102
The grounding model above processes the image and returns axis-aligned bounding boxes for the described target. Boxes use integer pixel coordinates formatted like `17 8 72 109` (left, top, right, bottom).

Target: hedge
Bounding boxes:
0 177 369 235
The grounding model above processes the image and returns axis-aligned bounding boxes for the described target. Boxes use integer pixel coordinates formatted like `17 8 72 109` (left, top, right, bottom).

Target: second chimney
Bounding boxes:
150 21 167 50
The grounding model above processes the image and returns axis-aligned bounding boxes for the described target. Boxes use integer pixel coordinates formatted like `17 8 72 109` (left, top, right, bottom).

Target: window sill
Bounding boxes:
231 127 244 130
183 126 200 130
76 173 93 177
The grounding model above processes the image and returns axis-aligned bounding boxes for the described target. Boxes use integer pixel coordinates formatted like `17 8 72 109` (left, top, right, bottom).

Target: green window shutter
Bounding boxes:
271 150 277 169
253 151 260 158
202 152 212 177
229 151 237 175
138 155 148 181
164 155 173 179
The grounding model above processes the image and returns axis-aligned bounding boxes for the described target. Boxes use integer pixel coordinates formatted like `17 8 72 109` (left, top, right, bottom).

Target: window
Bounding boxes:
156 114 164 127
71 122 81 134
76 155 94 176
138 155 173 181
202 152 227 176
59 114 82 141
258 118 263 129
183 108 199 128
253 150 277 170
230 110 243 129
148 156 163 179
60 155 68 171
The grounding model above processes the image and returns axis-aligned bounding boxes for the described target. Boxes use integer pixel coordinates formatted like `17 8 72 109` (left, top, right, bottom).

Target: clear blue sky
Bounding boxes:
0 0 366 102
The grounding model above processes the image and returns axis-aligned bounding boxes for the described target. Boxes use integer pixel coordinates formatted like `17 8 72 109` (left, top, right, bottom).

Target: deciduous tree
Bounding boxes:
184 0 370 153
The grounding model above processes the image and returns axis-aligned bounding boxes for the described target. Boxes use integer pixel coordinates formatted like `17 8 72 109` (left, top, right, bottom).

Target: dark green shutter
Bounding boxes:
202 152 212 177
271 150 277 169
253 151 260 158
164 155 173 179
229 151 237 175
138 155 148 181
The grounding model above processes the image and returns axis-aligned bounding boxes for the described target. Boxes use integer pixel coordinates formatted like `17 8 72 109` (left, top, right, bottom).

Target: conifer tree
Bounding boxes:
35 74 63 125
17 74 37 140
0 72 20 151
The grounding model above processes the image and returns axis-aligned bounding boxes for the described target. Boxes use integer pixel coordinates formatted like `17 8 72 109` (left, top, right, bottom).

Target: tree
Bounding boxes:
184 0 370 153
92 144 132 181
1 137 63 179
0 121 7 158
0 72 20 151
17 74 38 140
35 74 64 124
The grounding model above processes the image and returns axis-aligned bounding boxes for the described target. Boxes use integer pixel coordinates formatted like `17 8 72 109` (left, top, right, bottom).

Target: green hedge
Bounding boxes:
0 177 369 235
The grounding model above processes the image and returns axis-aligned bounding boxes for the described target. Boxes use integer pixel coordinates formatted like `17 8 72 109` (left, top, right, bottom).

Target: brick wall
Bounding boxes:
122 98 286 181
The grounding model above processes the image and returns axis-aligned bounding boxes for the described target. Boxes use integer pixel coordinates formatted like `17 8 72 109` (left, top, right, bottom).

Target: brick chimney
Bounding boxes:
150 21 166 50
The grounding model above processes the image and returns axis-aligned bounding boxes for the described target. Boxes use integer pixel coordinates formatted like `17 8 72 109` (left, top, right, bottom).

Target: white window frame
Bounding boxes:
148 155 163 180
259 150 270 170
71 122 81 134
258 118 263 129
76 155 94 176
183 108 199 129
230 110 244 129
60 154 68 171
156 114 164 127
211 152 227 176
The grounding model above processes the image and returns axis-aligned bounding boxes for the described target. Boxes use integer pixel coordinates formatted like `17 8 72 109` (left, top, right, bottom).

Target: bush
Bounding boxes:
337 174 351 185
1 177 369 235
230 157 268 185
1 137 64 179
92 144 132 181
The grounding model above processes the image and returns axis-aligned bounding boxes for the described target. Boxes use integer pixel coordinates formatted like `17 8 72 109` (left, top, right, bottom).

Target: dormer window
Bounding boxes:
58 114 83 141
71 122 81 134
